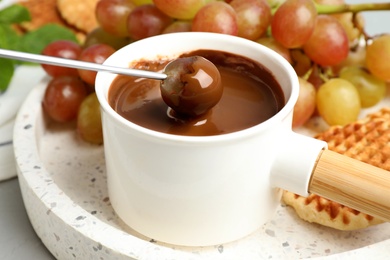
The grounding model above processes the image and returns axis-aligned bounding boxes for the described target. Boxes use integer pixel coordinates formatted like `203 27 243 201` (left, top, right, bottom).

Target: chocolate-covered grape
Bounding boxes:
161 56 222 117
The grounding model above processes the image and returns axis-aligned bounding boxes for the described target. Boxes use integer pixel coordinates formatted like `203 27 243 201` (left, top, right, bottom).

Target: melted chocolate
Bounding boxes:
109 50 285 136
161 56 222 117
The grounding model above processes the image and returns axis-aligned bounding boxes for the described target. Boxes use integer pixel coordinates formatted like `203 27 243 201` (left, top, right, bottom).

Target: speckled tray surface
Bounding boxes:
13 75 390 259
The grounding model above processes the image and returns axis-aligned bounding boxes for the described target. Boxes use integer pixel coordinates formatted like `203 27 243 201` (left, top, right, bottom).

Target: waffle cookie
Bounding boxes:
283 108 390 230
17 0 86 42
18 0 63 31
57 0 99 33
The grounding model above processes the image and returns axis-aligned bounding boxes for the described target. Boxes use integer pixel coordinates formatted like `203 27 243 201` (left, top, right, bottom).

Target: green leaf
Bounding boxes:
0 8 78 92
0 58 14 92
0 4 31 24
17 24 79 54
0 23 21 49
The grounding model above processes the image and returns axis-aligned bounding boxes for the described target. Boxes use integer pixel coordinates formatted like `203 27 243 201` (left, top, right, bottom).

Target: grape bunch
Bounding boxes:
268 0 390 127
41 0 390 143
41 40 116 144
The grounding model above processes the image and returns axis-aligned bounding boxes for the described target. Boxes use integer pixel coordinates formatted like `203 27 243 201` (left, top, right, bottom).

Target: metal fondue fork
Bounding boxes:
0 48 167 80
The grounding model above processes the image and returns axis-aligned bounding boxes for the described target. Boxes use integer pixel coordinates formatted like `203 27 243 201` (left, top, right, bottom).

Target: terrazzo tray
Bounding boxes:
13 75 390 259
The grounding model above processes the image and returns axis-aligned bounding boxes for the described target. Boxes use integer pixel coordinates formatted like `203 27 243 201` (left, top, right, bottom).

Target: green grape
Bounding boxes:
331 45 366 75
83 27 132 50
133 0 153 5
339 66 386 108
317 78 361 126
77 93 103 144
162 20 192 34
366 35 390 81
266 0 285 7
153 0 213 20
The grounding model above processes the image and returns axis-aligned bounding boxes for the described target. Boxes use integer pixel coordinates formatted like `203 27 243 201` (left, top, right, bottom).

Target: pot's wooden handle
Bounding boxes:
309 149 390 221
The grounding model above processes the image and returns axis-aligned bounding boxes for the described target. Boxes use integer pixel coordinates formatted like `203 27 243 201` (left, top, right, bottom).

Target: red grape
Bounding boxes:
303 15 349 67
306 64 324 90
95 0 136 37
290 49 312 77
43 76 88 122
271 0 317 48
83 27 132 50
230 0 271 40
127 4 173 40
315 0 365 44
192 2 238 35
292 77 316 128
41 40 82 77
257 37 292 63
78 43 116 85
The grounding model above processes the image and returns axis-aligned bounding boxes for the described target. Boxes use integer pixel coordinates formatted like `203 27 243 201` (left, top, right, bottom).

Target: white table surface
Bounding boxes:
0 178 54 259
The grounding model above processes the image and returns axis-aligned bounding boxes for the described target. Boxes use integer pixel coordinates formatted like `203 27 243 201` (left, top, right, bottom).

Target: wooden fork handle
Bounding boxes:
309 149 390 222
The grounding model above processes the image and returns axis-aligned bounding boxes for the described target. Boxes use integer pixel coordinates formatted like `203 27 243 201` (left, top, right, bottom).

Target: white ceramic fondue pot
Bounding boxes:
95 32 390 247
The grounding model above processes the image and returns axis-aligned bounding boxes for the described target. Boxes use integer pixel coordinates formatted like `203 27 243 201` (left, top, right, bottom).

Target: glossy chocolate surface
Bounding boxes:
109 50 285 136
161 56 222 117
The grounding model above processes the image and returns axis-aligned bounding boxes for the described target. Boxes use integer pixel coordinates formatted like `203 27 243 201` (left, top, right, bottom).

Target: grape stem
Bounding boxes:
315 2 390 14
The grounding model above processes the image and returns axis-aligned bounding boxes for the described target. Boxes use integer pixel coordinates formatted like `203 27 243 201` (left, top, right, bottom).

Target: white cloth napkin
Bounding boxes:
0 66 45 181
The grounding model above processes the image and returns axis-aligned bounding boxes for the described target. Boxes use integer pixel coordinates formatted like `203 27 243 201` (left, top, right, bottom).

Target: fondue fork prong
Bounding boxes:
0 48 168 80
